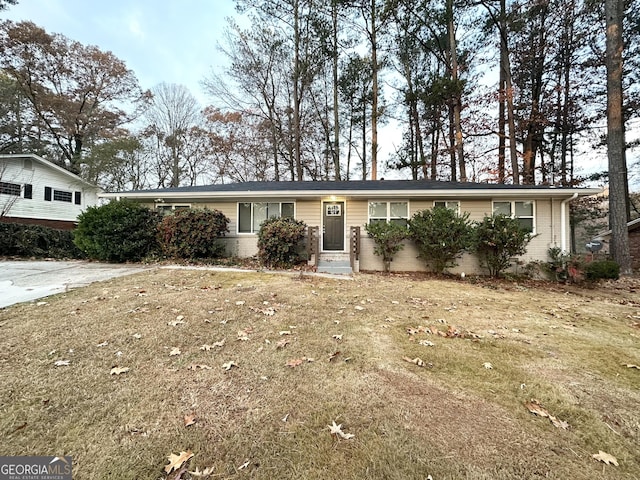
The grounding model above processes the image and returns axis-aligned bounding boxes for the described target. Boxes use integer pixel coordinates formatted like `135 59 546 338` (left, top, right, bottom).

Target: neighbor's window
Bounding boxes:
238 202 295 233
368 201 409 227
53 189 73 203
0 181 21 196
493 200 535 233
434 200 460 214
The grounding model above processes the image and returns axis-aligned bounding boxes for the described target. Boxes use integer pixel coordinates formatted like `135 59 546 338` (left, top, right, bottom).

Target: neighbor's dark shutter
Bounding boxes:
44 186 52 201
24 184 33 199
74 191 81 205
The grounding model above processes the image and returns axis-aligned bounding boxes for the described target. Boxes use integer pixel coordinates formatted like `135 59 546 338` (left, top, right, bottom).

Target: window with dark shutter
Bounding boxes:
24 184 33 199
74 191 81 205
44 186 52 201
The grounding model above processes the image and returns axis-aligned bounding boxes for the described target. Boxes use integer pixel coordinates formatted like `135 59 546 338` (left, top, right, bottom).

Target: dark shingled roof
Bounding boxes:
116 179 564 195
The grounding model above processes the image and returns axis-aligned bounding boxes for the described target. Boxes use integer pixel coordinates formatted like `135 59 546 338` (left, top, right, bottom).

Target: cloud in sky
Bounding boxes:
4 0 237 104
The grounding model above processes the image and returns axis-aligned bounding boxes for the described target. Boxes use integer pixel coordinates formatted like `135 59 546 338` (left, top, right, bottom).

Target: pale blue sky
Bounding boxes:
4 0 238 104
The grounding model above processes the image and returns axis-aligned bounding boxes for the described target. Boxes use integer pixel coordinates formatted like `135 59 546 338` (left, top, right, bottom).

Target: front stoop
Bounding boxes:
317 254 352 275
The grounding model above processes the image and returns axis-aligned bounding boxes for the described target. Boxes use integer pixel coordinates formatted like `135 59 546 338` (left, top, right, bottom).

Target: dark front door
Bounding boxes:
323 201 344 251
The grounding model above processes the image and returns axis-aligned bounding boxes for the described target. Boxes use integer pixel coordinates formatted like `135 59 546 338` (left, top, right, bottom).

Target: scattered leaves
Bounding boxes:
235 301 245 306
402 356 425 367
189 466 215 477
354 305 365 311
237 460 250 470
276 338 290 349
183 414 197 427
132 333 142 339
110 366 129 375
167 319 185 326
222 361 238 371
200 340 225 350
96 341 108 347
418 340 434 347
54 360 70 367
623 363 639 370
169 347 181 356
188 364 212 371
483 362 493 369
164 450 194 474
328 421 355 440
524 399 569 429
279 330 291 336
328 351 340 362
332 334 343 340
592 451 618 466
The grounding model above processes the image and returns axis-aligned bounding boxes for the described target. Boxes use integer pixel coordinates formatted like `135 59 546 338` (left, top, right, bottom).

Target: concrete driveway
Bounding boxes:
0 260 153 308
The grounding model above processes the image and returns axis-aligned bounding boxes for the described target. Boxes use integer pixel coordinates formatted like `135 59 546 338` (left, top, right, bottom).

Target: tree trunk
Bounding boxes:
370 0 379 180
605 0 632 274
332 0 341 181
293 0 303 181
447 0 465 182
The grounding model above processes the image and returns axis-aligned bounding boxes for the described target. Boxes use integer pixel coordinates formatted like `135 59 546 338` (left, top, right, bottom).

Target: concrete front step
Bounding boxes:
317 259 352 274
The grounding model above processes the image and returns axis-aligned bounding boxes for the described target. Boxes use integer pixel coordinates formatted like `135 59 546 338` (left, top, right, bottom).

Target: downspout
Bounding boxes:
560 193 578 252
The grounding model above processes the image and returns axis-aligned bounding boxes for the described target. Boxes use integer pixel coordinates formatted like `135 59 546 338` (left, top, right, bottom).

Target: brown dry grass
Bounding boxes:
1 268 639 480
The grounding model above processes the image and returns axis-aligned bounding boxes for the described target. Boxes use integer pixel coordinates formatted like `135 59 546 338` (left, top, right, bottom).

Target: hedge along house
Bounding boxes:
0 154 102 230
100 180 601 274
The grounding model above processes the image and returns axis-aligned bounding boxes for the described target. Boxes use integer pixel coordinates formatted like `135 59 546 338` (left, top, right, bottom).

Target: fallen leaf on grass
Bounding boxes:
418 340 434 347
286 358 304 368
403 356 425 367
222 361 238 371
188 364 212 371
328 421 355 439
235 300 245 306
169 347 181 356
332 334 343 340
165 450 194 474
279 330 291 336
132 333 142 339
483 362 493 369
110 366 129 375
276 338 290 349
54 360 70 367
238 460 250 470
623 363 640 370
200 340 225 350
592 451 618 466
167 320 185 326
524 399 569 429
183 414 197 427
189 466 215 477
97 341 108 347
328 351 340 362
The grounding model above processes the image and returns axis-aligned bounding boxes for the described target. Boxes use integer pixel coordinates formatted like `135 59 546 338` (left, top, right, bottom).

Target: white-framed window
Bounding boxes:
368 201 409 227
492 200 535 233
238 202 295 233
156 204 191 215
434 200 460 214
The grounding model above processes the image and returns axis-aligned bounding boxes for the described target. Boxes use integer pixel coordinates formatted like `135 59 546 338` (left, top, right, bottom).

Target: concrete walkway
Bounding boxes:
0 260 152 308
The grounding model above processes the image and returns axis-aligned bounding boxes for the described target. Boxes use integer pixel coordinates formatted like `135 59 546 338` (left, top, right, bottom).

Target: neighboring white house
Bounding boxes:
0 154 101 230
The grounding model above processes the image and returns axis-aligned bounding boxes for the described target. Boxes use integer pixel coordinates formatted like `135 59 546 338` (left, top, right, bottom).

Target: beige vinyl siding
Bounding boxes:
295 199 321 226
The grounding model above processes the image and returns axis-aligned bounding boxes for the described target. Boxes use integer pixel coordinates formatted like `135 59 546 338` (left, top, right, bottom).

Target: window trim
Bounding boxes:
492 200 536 234
367 200 410 226
237 201 296 234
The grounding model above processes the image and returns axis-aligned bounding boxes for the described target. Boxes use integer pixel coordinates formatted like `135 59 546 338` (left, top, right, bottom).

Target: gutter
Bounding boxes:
99 187 603 201
560 193 578 252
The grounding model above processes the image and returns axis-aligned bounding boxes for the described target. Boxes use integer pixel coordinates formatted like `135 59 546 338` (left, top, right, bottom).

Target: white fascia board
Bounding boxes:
99 187 603 200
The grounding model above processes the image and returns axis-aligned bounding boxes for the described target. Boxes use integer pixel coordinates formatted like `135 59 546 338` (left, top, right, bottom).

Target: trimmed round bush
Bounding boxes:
257 216 307 268
408 207 472 274
158 208 230 259
584 260 620 281
365 221 407 272
471 214 532 277
74 200 160 262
